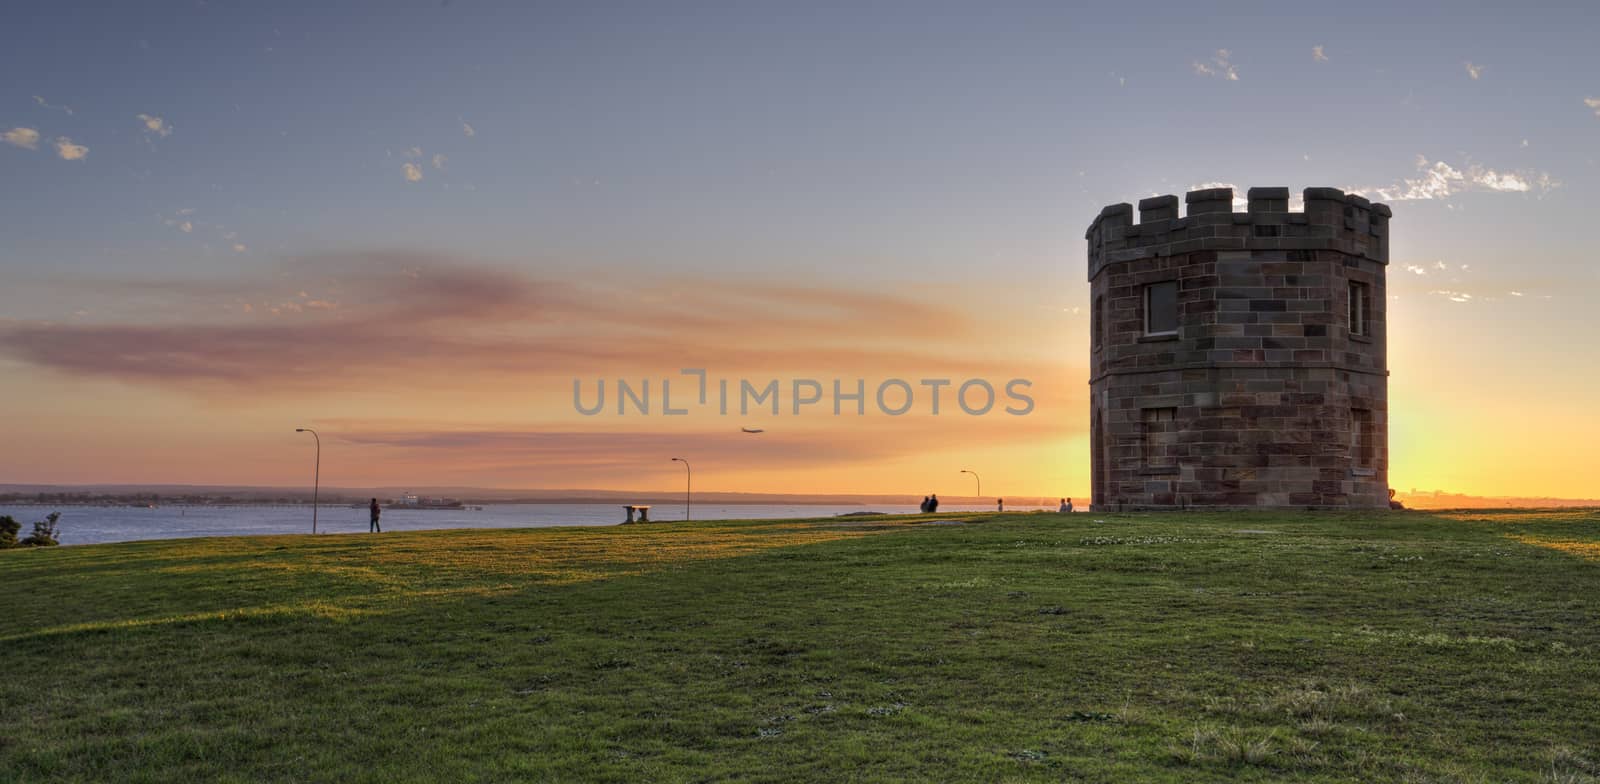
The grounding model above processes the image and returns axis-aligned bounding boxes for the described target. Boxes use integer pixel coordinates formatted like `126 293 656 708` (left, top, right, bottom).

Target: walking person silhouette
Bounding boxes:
369 498 382 533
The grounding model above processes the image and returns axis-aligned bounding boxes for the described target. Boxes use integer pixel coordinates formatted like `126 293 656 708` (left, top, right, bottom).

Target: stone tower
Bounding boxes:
1085 187 1390 510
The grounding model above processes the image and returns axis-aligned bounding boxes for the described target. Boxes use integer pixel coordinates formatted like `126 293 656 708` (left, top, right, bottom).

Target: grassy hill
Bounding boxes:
3 509 1598 782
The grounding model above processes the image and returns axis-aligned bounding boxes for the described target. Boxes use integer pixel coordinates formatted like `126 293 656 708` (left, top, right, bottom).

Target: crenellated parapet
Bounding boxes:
1086 187 1390 281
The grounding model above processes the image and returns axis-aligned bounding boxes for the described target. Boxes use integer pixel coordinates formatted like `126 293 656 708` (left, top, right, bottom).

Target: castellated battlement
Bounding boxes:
1086 187 1390 282
1084 186 1391 511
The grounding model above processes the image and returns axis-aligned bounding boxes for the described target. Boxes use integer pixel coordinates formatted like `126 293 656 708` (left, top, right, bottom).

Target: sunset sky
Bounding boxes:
2 2 1597 499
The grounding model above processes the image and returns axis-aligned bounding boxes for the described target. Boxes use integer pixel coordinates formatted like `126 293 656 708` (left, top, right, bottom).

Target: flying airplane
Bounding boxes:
741 427 765 434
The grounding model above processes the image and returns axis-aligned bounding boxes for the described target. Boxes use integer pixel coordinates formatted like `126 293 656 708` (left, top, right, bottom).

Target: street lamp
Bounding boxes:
296 428 320 534
960 469 980 503
671 457 691 522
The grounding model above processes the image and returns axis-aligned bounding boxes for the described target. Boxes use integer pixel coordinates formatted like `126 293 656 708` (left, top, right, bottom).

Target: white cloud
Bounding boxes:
33 95 73 115
1520 138 1529 148
432 153 447 170
1509 291 1524 297
405 146 422 159
179 221 193 233
461 120 475 137
232 243 248 253
1192 50 1238 81
53 137 88 160
1404 265 1428 275
1312 45 1328 62
1431 289 1472 303
402 162 423 182
1186 181 1249 210
137 113 172 138
1585 97 1600 117
1351 155 1558 202
3 127 40 150
1464 62 1483 80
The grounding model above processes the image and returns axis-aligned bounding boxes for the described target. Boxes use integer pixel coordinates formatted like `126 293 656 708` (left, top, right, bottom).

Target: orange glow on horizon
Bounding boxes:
0 255 1593 501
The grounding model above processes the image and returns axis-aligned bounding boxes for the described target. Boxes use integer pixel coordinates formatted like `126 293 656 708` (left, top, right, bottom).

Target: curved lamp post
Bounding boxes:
671 457 691 522
296 428 320 534
960 468 980 503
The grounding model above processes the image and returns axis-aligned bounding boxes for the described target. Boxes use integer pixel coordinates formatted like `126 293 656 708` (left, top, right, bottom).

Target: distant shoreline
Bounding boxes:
1 499 889 508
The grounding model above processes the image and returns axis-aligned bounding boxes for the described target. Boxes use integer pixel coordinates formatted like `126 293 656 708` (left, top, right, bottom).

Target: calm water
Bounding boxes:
0 503 1061 546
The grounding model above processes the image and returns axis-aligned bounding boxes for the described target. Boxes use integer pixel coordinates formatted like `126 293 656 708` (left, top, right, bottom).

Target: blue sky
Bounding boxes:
2 1 1597 495
7 2 1595 283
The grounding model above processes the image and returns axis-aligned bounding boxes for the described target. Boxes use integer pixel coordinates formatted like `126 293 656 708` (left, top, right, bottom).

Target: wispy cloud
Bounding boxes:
313 407 1079 484
402 162 423 182
32 95 73 115
1192 49 1238 81
1585 97 1600 117
136 113 172 138
461 119 475 137
0 253 1027 395
1351 155 1557 201
162 209 199 234
431 153 447 170
3 127 40 150
1464 62 1483 80
53 136 88 160
1312 45 1328 62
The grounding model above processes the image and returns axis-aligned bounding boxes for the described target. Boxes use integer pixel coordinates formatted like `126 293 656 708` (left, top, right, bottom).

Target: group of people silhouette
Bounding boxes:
918 495 1076 513
917 495 1076 513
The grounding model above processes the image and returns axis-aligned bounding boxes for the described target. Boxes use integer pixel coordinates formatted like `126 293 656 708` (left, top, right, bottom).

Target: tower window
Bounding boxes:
1142 407 1177 468
1348 281 1370 337
1352 409 1374 468
1093 295 1105 352
1144 281 1179 335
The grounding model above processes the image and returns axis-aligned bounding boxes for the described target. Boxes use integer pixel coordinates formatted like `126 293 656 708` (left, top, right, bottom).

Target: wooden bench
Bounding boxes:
622 505 651 523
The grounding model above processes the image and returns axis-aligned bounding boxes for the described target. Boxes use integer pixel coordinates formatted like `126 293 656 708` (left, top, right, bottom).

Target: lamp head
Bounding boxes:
296 428 306 432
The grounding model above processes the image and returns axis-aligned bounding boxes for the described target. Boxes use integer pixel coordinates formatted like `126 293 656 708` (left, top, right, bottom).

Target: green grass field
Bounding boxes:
3 509 1599 782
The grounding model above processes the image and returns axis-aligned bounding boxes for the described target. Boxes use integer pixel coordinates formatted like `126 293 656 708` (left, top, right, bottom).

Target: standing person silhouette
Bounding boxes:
369 498 382 533
928 494 939 513
919 496 931 514
997 498 1004 512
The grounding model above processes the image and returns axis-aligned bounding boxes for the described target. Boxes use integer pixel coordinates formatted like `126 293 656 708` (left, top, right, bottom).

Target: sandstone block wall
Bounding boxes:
1086 187 1390 510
